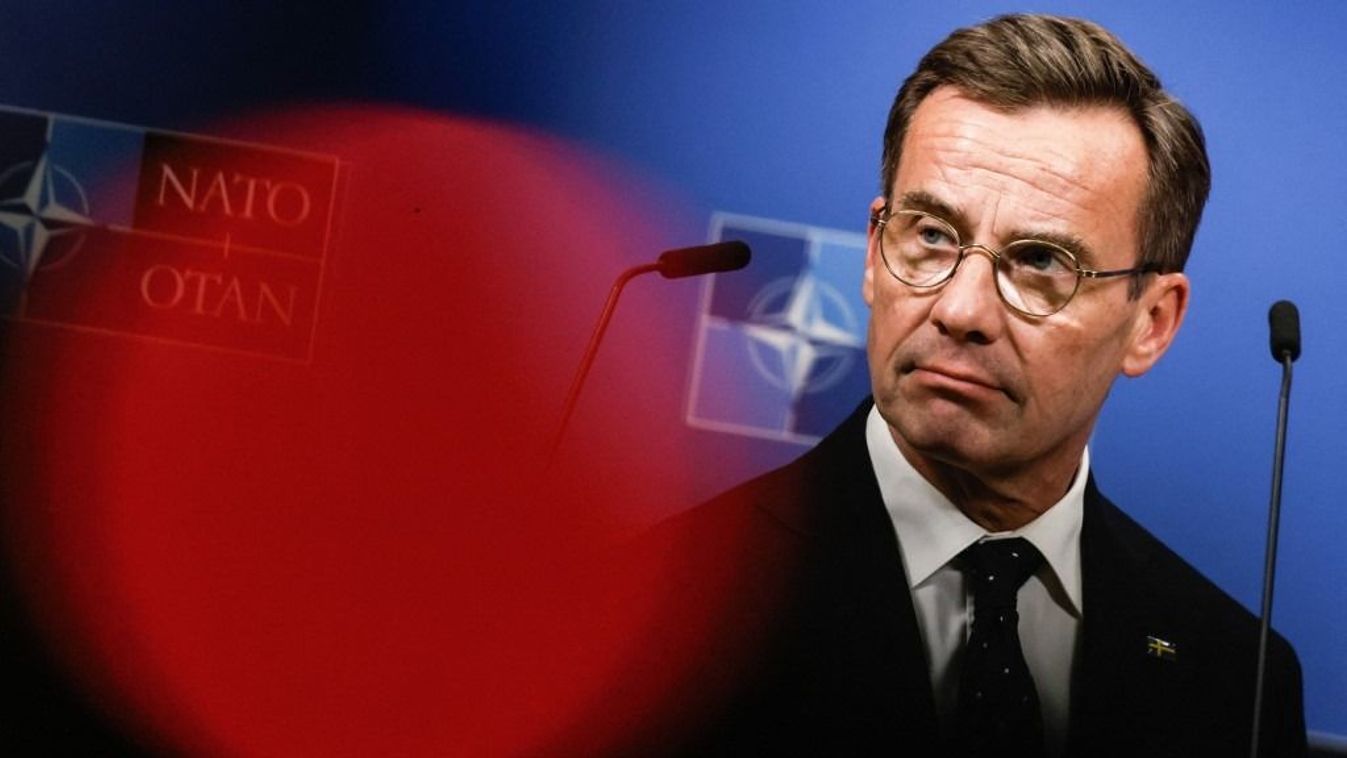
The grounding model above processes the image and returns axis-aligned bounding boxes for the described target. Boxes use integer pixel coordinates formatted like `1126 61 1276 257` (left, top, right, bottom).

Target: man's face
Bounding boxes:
863 87 1186 482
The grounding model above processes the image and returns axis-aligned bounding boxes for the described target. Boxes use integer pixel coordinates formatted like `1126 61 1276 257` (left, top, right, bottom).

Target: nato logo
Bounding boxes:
686 213 871 444
0 104 338 361
0 151 93 284
0 112 147 313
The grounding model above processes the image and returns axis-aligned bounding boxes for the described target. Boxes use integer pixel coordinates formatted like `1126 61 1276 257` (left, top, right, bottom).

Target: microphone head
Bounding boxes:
656 240 751 279
1268 300 1301 362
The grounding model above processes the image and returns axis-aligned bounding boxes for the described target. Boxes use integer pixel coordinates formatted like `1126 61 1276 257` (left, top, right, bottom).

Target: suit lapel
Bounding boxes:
1068 479 1196 756
776 400 940 748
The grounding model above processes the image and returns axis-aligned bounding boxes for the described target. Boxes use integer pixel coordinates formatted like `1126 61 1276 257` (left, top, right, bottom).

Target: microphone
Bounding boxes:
657 240 751 279
546 240 753 465
1268 300 1301 362
1250 300 1300 758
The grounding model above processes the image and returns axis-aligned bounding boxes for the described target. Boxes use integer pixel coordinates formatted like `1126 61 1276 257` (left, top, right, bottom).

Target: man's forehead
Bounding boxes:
902 88 1145 172
892 87 1148 261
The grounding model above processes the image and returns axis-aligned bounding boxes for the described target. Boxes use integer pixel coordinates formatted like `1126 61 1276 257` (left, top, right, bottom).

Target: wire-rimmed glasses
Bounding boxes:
871 208 1161 317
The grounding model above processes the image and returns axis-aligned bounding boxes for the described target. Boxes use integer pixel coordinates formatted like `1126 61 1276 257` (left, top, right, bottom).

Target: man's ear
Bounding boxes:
863 196 886 307
1121 272 1190 377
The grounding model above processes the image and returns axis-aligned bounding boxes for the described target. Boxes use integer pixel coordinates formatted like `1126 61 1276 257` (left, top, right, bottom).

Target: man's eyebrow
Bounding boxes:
894 190 1100 268
894 190 962 223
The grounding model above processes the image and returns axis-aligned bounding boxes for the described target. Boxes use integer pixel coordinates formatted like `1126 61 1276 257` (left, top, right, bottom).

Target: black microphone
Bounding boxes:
546 240 753 465
1268 300 1301 362
1250 300 1300 758
656 240 751 279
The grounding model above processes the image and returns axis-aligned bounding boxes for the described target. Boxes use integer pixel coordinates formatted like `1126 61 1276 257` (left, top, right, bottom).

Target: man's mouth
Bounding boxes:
902 361 1014 402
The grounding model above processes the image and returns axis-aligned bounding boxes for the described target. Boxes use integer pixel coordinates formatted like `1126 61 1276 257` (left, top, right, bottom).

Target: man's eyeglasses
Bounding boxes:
871 208 1161 317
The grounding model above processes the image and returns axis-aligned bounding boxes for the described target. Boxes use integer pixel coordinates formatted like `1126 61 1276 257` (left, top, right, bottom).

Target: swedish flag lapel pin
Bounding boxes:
1146 635 1178 661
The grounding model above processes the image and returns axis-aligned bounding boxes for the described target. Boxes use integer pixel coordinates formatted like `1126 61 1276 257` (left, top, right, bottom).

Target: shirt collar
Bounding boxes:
865 404 1085 617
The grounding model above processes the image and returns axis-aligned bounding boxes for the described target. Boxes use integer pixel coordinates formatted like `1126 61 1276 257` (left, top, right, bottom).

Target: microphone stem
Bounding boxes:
546 262 660 467
1250 352 1293 758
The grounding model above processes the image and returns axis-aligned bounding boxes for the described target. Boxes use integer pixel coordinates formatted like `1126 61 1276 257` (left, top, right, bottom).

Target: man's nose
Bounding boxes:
928 247 1005 345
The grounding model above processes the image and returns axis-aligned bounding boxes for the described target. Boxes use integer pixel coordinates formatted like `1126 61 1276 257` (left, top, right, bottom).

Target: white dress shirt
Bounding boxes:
864 405 1085 756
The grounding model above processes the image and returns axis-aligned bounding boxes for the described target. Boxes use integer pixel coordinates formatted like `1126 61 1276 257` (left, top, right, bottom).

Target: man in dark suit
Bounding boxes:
612 13 1306 757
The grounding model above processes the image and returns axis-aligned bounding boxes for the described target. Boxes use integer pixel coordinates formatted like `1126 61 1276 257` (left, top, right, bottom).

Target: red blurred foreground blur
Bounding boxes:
0 106 755 755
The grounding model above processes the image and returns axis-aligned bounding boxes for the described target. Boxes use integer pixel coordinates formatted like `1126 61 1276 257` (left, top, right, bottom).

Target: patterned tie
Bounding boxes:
953 537 1046 757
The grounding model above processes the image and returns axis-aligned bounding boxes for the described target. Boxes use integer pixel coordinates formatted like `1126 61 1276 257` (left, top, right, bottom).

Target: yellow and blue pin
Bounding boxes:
1146 635 1178 661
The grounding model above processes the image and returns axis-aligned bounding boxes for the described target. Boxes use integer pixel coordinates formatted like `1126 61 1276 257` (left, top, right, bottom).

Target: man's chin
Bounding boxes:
881 406 1009 473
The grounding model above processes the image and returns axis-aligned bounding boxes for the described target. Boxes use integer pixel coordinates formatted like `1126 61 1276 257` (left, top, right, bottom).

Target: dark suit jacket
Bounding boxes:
614 401 1306 757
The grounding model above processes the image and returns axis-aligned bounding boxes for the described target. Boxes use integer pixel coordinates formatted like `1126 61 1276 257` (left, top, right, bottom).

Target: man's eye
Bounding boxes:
1015 245 1067 272
918 227 953 246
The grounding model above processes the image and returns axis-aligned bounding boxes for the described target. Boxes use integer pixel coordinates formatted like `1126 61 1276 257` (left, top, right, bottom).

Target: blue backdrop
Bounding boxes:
2 0 1342 745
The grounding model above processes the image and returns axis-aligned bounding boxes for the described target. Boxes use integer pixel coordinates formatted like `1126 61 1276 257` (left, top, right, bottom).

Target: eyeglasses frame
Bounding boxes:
870 207 1162 317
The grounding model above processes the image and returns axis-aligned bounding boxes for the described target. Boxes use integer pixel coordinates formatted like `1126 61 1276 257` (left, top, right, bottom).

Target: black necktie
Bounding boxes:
953 537 1046 757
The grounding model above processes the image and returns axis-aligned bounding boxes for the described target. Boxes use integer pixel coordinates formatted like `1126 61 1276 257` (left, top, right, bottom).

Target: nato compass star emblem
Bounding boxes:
743 273 864 399
0 152 93 282
686 213 870 443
